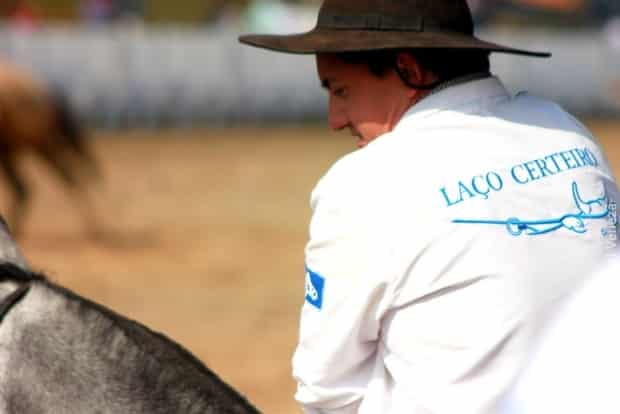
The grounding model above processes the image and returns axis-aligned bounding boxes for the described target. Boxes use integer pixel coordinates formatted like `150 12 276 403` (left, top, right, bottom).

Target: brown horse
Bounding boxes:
0 60 100 237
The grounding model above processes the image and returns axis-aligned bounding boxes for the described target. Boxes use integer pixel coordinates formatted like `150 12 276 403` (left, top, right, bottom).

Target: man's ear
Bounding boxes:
395 52 439 94
396 52 425 87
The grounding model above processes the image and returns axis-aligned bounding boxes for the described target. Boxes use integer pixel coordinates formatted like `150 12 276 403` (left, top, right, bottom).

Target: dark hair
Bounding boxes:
336 48 490 85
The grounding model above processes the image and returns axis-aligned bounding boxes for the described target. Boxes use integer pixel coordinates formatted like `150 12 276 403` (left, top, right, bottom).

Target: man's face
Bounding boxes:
316 53 414 149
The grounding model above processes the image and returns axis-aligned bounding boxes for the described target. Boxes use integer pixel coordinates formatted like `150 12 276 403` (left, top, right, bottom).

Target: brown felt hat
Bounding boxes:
239 0 550 58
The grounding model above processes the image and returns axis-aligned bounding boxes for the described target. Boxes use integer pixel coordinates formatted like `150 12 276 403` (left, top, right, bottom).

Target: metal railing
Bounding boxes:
0 25 618 128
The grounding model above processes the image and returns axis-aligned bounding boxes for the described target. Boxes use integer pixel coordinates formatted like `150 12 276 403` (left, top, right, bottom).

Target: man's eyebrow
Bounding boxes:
321 79 330 90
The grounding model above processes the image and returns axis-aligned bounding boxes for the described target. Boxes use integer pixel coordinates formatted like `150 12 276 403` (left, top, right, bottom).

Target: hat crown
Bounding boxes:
317 0 474 34
238 0 550 58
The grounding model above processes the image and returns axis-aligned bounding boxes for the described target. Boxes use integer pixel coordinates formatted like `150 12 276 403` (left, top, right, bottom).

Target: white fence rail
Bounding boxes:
0 25 618 128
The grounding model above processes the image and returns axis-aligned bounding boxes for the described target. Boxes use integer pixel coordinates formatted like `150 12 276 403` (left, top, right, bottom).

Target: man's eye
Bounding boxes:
333 88 347 98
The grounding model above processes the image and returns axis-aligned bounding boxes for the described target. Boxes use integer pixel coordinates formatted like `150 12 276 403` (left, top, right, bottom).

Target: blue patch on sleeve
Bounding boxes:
305 267 325 310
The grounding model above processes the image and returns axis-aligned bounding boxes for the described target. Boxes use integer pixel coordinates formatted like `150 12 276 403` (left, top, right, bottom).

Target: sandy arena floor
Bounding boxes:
3 121 620 413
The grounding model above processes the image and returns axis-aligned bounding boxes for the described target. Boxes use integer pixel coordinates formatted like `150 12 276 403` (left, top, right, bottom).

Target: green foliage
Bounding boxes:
29 0 76 20
26 0 251 23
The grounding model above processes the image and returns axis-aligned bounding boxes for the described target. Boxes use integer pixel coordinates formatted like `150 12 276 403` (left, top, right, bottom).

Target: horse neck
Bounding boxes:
5 278 261 414
0 279 22 314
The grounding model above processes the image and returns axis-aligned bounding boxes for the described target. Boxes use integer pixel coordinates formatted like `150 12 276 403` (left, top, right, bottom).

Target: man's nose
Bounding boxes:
328 99 348 131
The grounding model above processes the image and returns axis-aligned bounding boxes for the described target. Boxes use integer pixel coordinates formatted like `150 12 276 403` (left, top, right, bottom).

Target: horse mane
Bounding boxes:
0 262 45 284
0 263 42 324
0 262 261 414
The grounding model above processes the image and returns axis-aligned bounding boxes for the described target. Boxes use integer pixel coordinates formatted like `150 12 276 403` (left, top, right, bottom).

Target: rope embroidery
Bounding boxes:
453 182 609 236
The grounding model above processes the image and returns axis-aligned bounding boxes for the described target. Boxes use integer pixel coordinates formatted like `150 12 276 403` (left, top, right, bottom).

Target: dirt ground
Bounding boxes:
3 121 620 413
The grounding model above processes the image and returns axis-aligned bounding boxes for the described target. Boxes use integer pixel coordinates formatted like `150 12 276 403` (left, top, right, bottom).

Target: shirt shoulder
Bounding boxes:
497 92 594 138
310 137 394 212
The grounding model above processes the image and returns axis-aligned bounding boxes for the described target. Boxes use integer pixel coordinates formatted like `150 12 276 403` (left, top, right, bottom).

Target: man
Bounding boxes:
239 1 620 413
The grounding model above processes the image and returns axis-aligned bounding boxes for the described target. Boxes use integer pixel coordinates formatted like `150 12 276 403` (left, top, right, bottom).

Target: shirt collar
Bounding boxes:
394 76 511 131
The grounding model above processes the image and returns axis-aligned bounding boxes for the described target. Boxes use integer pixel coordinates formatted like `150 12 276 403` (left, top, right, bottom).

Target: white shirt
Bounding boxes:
501 253 620 413
293 76 620 414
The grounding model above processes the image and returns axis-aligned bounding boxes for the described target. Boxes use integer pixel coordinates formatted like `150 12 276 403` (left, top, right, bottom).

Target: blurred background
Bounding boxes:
0 1 619 413
1 0 619 126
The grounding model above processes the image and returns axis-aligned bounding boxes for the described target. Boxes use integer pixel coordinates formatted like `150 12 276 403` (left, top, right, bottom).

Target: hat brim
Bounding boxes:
239 28 551 57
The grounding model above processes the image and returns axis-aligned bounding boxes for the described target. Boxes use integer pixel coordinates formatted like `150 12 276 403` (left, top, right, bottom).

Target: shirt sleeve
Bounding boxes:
292 168 395 412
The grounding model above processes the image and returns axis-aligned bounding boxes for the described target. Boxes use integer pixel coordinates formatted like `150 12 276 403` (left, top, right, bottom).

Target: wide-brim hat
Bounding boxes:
239 0 550 58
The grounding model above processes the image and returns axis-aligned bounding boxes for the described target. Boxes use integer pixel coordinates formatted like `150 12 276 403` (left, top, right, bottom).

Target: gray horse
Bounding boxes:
0 223 261 414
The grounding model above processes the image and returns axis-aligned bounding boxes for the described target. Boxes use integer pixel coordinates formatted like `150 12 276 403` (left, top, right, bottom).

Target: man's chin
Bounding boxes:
356 139 367 149
350 129 381 148
355 135 377 149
